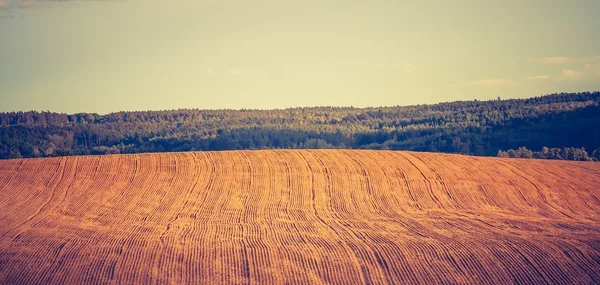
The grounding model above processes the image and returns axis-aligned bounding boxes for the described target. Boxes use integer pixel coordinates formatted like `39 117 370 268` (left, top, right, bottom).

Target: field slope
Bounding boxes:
0 150 599 284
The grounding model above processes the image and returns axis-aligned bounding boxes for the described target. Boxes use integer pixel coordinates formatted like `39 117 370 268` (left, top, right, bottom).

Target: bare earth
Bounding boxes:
0 150 599 284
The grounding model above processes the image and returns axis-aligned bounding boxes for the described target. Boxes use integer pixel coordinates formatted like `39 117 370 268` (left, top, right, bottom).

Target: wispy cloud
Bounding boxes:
534 56 600 65
446 79 515 88
535 57 571 64
227 68 266 75
207 67 217 75
584 63 600 77
0 1 11 10
557 69 583 81
525 75 550 81
531 56 600 82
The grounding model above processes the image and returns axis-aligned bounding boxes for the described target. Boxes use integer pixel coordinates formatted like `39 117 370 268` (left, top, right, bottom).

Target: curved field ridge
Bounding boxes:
0 150 599 284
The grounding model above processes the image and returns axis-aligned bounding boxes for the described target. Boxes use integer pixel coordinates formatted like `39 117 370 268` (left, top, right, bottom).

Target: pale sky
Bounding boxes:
1 0 599 114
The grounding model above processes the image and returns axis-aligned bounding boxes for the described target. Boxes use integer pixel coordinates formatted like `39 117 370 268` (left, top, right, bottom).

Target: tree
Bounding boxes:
303 138 334 149
592 147 600 161
515 147 534 159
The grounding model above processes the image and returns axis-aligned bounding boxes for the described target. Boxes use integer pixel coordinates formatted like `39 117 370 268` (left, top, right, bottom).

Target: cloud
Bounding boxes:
227 68 266 75
446 79 515 89
534 56 600 65
555 64 600 82
534 57 570 64
557 69 583 81
531 57 600 82
584 62 600 77
0 1 10 9
526 75 550 81
207 67 217 75
584 62 600 70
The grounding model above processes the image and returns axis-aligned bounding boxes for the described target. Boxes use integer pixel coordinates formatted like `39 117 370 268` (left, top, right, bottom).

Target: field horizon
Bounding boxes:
1 149 599 284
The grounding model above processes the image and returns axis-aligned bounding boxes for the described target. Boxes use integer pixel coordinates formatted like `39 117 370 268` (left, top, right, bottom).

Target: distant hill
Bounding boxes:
1 91 599 160
0 150 598 283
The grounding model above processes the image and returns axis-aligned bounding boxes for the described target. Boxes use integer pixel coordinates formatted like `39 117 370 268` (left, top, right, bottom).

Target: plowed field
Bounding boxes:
0 150 599 284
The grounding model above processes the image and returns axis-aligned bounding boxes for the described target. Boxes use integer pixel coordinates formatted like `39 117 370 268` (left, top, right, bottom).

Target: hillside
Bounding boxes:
2 92 600 160
0 150 599 284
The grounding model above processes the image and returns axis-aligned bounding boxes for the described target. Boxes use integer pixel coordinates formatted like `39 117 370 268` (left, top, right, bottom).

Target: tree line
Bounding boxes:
497 146 600 161
1 91 599 161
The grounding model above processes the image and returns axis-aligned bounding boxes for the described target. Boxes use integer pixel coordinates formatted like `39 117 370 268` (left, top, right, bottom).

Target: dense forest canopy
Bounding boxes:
1 91 599 161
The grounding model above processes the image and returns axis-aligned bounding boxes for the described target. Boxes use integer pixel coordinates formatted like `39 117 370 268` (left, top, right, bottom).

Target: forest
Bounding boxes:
1 91 599 161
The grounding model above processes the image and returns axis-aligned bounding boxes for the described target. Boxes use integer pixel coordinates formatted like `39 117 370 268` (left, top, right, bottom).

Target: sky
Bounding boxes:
0 0 599 114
